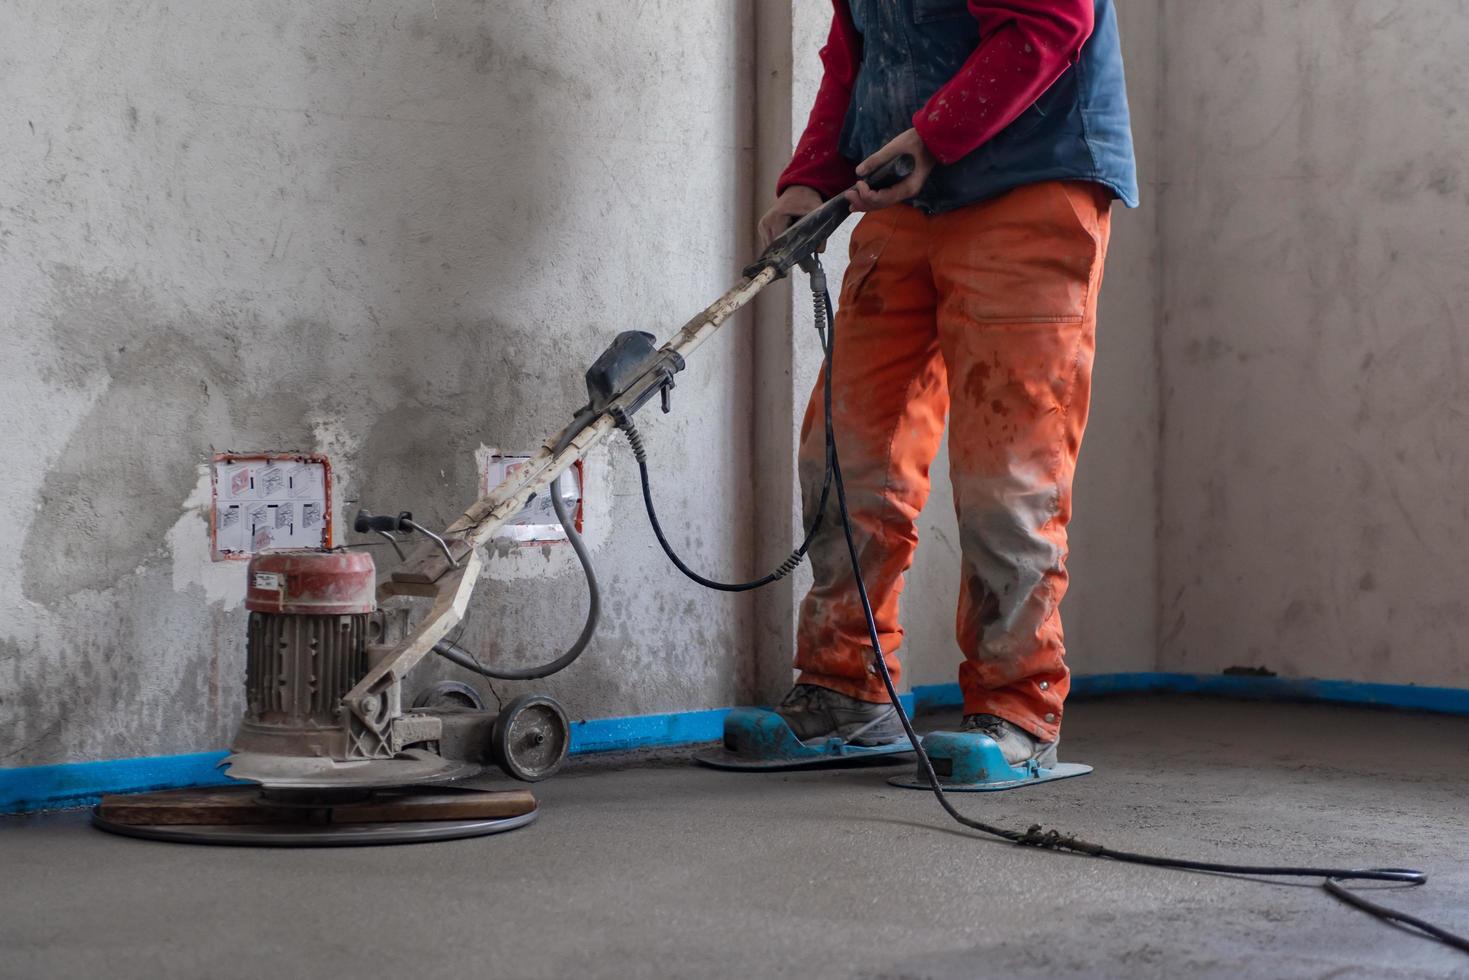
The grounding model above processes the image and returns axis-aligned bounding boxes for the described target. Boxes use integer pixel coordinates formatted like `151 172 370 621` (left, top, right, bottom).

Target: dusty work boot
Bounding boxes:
960 714 1058 768
776 684 906 746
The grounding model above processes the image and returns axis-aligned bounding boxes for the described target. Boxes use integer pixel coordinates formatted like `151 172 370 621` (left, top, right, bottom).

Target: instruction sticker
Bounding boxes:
211 453 332 559
252 571 283 590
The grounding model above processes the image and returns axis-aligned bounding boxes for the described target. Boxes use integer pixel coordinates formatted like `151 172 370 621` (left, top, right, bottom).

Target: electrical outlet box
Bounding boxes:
478 453 583 545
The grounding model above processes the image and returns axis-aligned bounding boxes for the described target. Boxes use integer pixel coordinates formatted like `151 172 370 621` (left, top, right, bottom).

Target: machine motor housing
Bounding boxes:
227 549 570 785
234 550 379 760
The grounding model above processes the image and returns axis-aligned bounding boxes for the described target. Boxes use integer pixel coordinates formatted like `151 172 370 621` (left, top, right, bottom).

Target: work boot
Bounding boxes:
776 684 906 746
960 714 1058 768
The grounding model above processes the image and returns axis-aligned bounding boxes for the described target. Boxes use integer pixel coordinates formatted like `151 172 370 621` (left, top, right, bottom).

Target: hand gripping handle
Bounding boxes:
857 153 916 192
743 153 916 279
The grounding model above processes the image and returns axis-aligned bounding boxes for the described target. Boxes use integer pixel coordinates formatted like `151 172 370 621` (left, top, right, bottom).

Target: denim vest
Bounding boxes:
841 0 1139 213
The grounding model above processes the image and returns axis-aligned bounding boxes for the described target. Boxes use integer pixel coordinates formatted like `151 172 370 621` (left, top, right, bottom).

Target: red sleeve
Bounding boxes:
913 0 1095 165
776 2 861 199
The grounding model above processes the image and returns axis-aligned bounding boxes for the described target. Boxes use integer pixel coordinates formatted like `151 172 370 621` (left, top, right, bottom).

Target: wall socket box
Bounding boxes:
479 453 584 545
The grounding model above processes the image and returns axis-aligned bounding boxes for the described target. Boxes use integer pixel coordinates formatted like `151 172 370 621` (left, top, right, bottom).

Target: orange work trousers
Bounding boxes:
794 180 1112 741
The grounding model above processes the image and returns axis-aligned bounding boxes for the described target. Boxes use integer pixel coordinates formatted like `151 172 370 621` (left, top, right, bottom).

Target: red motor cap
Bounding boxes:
246 550 376 615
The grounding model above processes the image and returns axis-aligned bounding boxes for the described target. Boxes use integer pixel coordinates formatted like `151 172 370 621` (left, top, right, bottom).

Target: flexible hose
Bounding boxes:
431 253 1466 954
433 412 601 680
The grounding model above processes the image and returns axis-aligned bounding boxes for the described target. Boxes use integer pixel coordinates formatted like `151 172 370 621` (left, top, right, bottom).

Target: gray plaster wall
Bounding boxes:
1157 1 1469 686
1 0 762 767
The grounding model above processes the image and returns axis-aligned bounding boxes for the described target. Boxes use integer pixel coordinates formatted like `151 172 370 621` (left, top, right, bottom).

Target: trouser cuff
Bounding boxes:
962 690 1061 742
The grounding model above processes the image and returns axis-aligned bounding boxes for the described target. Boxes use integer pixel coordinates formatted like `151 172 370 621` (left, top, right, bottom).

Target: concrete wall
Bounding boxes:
1 0 760 767
1157 1 1469 686
747 3 861 705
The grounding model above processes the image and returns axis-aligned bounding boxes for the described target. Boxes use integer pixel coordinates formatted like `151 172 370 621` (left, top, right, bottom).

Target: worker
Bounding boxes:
757 0 1138 767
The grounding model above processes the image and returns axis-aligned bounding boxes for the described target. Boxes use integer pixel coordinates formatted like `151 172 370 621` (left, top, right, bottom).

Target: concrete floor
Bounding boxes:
3 697 1468 979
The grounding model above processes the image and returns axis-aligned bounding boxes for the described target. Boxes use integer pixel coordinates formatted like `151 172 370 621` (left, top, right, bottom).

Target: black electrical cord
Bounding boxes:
806 273 1466 955
613 402 831 592
1324 877 1469 954
612 278 839 594
432 412 601 680
429 247 1466 954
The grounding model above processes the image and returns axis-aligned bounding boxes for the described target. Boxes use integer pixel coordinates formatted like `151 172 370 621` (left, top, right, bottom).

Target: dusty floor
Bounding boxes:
2 697 1468 979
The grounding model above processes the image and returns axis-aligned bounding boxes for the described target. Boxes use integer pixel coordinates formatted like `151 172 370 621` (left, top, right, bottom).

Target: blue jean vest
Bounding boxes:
841 0 1139 213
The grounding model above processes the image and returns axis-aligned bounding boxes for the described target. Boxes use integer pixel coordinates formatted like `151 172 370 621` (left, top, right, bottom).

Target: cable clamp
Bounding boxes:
1017 824 1105 856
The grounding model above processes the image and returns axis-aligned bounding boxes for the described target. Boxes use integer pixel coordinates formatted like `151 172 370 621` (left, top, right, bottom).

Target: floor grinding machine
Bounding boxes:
83 153 1469 958
93 157 920 846
92 546 567 845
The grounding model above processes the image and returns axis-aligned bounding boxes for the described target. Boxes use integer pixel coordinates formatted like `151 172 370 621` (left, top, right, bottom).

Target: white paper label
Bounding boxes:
252 572 283 590
213 457 330 557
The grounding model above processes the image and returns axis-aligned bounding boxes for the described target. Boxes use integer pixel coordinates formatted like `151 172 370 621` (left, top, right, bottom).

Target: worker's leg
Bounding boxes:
933 181 1113 741
793 204 947 703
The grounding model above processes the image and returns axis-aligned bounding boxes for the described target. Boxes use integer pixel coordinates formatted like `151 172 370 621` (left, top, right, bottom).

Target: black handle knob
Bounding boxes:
354 510 413 534
861 153 916 192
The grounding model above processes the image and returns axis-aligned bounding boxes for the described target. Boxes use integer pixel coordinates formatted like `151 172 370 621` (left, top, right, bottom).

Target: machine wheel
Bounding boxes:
490 694 570 782
412 681 486 711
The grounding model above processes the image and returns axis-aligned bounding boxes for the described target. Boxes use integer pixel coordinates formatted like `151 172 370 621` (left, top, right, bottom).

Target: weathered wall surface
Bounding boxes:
1157 2 1469 685
900 0 1163 690
1 0 759 766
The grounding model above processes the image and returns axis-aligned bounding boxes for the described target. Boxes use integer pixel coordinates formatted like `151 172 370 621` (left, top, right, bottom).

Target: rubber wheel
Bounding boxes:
412 680 486 711
491 694 570 782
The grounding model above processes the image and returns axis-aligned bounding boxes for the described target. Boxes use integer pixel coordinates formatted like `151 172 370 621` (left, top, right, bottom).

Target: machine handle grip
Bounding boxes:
354 510 413 534
741 154 917 280
859 153 915 192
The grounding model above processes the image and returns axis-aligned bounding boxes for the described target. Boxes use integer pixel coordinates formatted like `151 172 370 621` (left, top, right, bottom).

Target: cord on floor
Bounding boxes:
810 275 1466 957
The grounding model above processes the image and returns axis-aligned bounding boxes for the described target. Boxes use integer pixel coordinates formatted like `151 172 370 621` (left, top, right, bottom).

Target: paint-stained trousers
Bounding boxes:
794 180 1112 742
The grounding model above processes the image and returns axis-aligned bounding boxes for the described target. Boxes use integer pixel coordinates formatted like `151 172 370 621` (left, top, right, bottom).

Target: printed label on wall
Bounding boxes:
211 453 332 559
478 453 584 545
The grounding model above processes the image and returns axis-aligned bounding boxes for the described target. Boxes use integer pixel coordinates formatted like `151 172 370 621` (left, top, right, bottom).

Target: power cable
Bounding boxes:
429 246 1467 955
807 269 1466 956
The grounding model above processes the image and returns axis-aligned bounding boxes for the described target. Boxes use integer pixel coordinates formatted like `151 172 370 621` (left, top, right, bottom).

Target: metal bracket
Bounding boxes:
401 519 459 569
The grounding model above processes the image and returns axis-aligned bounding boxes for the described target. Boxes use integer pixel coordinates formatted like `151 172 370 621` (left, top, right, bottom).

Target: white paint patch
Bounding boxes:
312 415 363 542
168 466 247 609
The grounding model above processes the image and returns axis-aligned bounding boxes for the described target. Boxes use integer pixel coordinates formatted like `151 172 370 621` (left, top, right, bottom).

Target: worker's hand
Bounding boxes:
759 185 825 248
847 128 936 212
